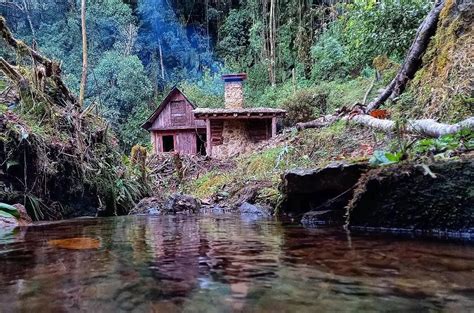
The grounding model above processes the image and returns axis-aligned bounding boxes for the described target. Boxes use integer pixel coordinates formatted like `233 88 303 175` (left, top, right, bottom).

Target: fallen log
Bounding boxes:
349 115 474 137
297 113 474 138
0 16 77 107
366 0 446 112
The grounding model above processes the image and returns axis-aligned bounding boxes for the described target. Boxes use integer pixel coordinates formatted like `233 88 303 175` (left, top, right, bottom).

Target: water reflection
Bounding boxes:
0 215 472 312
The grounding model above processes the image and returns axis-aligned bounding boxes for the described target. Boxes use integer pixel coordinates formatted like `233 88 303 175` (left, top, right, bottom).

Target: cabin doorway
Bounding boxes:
162 135 174 152
196 133 206 155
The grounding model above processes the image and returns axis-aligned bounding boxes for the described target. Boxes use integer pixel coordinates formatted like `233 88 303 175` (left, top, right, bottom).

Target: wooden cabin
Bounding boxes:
142 87 206 155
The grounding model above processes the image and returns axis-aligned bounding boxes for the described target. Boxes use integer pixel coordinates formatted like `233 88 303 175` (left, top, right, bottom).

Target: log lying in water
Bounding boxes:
347 158 474 233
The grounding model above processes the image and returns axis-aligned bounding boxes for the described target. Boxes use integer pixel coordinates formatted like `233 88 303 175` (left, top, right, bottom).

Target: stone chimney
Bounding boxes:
222 73 247 109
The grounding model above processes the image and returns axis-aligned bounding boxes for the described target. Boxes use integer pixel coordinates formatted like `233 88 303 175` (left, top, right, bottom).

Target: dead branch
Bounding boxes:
366 0 445 112
0 57 24 82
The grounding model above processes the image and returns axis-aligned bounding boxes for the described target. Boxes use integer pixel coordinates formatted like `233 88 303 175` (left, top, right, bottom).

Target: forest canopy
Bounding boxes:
0 0 448 149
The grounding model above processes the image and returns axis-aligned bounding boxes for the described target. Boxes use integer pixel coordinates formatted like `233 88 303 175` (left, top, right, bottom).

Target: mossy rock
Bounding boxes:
347 158 474 232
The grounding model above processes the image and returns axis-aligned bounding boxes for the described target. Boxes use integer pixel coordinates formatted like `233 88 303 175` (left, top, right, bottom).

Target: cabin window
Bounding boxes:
170 101 186 126
162 135 174 152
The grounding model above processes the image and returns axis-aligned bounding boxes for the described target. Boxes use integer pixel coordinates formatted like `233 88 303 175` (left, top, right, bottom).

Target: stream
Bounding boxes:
0 215 473 312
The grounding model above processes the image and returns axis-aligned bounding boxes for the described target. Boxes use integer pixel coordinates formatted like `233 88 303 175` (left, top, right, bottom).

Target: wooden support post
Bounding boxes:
271 117 277 137
151 132 156 154
206 119 212 157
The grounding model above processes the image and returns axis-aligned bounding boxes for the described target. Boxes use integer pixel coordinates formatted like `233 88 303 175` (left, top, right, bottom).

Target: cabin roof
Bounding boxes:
141 87 197 130
193 107 286 119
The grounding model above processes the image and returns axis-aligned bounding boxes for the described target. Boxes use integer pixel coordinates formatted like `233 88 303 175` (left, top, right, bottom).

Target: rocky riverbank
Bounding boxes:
280 157 474 236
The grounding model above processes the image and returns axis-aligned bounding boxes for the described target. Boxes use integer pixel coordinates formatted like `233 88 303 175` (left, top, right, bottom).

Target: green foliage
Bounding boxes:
311 1 429 79
178 70 224 108
281 90 328 126
369 150 404 166
311 25 349 80
0 203 20 219
121 102 153 149
342 1 429 69
216 9 252 65
414 129 474 155
190 172 232 200
91 52 153 125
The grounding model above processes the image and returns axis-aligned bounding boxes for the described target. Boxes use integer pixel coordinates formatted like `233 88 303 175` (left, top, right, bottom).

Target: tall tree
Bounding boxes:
79 0 88 107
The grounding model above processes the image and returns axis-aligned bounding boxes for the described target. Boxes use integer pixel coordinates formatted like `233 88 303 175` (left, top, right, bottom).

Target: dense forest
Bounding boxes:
0 0 472 221
1 0 443 149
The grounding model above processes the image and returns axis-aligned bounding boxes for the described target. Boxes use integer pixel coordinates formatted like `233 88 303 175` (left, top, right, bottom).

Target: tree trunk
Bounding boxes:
350 115 474 137
159 40 165 81
366 0 445 112
79 0 88 108
269 0 277 87
297 113 474 138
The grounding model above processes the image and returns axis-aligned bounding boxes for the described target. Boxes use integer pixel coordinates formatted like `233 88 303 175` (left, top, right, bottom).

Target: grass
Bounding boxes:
183 120 386 203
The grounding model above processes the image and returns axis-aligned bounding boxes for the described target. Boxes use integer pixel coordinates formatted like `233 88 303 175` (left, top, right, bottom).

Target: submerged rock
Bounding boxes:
279 162 368 218
163 194 201 214
132 194 201 215
132 197 163 215
239 202 271 216
347 159 474 233
301 209 346 226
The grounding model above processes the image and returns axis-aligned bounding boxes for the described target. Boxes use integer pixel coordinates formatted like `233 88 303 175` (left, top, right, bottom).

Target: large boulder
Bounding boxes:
347 159 474 233
279 162 369 223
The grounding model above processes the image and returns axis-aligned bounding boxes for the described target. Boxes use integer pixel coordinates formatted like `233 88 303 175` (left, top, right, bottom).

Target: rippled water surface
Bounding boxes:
0 215 473 312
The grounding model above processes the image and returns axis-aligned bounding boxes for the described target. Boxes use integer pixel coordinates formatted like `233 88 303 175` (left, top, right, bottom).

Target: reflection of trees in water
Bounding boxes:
1 216 472 312
277 227 474 311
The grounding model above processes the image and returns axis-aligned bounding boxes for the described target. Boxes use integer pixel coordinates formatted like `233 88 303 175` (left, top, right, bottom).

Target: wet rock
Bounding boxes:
239 202 271 216
132 197 162 215
347 159 474 232
15 204 32 225
163 194 201 214
301 209 346 226
227 181 273 207
280 162 369 216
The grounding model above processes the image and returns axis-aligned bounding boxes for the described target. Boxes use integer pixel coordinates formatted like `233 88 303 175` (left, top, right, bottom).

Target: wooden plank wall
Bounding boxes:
210 120 224 146
152 130 197 154
175 131 197 154
151 92 206 130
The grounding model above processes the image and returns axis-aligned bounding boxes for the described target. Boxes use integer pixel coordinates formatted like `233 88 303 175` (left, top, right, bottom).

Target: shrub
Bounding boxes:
281 90 329 126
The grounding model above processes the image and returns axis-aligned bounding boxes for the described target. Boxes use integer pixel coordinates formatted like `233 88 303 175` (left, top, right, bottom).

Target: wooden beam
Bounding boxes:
271 117 277 137
206 119 212 157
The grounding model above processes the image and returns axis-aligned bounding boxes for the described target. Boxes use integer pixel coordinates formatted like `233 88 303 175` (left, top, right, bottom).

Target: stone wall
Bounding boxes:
224 81 244 109
212 120 255 158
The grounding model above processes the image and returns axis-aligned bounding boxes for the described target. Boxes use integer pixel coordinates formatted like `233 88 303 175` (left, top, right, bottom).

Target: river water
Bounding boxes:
0 215 472 312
